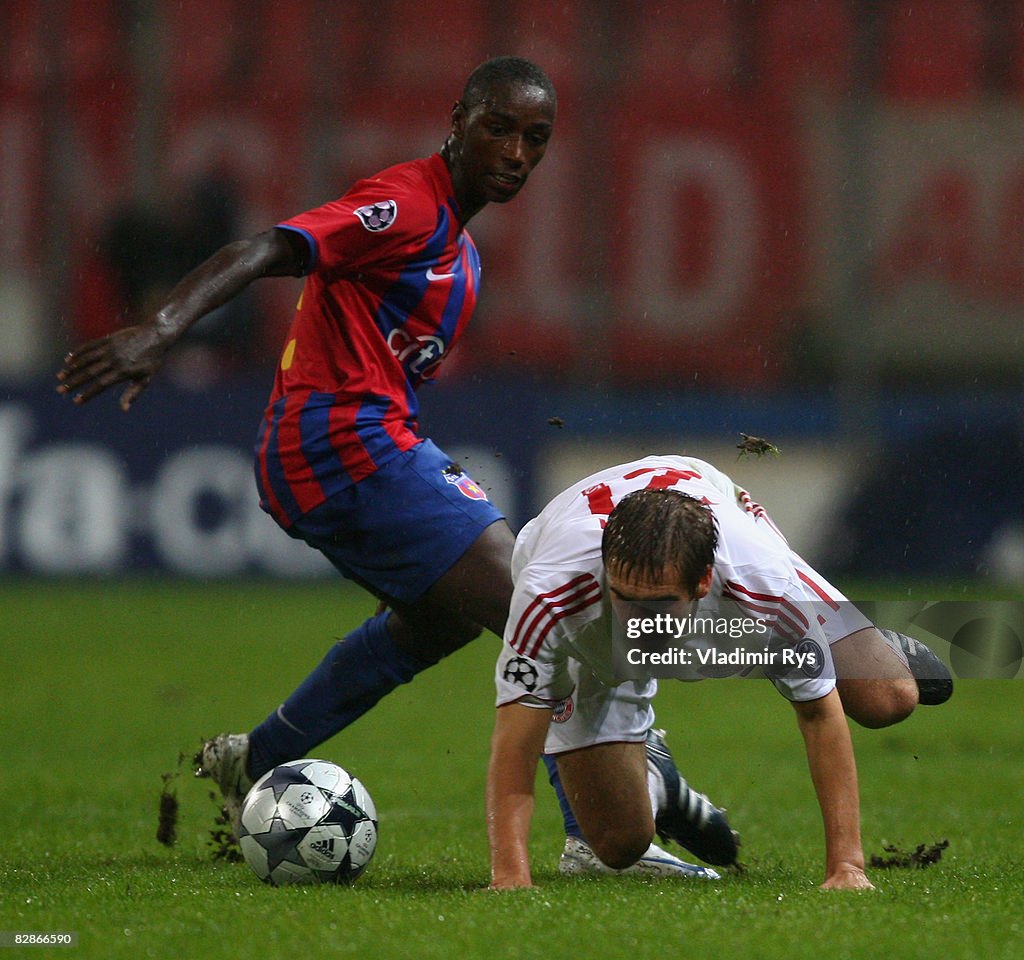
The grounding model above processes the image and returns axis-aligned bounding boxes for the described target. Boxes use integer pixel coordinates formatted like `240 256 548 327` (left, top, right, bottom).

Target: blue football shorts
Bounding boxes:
283 438 505 604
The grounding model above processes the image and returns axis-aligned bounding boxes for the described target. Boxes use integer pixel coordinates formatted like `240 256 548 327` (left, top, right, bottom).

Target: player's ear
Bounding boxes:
694 566 714 600
450 100 467 139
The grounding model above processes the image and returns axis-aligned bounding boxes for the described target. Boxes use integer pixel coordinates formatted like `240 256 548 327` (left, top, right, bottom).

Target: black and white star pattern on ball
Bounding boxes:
503 656 539 692
239 759 378 885
251 815 317 874
250 760 319 802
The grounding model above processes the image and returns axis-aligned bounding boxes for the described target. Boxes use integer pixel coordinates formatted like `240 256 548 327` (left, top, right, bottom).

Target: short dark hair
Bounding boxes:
601 489 718 597
462 56 556 109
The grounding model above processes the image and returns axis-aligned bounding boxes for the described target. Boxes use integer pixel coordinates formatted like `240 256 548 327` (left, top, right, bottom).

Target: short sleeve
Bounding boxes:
495 561 594 707
495 637 573 708
278 170 438 277
720 564 838 702
767 640 837 701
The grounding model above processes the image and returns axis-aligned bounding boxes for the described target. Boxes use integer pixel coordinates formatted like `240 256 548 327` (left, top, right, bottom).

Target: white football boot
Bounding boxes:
195 732 252 838
558 836 720 880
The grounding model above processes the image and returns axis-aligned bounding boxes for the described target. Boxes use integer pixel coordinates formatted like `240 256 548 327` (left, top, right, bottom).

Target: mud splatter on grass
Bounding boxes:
869 840 949 869
156 753 189 847
207 798 243 863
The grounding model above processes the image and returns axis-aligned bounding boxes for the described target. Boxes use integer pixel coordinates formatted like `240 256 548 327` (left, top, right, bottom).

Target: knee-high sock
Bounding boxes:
647 754 668 816
247 612 432 780
247 611 586 844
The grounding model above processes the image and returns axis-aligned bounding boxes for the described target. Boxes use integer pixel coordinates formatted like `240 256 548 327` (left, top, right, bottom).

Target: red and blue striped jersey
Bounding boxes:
255 153 481 528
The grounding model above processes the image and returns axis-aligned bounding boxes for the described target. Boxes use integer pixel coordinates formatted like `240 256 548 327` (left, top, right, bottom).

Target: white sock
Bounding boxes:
647 759 668 816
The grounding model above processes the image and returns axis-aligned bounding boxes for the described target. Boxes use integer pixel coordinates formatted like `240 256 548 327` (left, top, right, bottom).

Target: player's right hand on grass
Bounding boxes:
820 862 875 891
57 323 172 410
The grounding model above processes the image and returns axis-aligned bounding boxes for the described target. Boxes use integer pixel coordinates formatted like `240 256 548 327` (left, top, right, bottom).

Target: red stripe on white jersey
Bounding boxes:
513 574 602 660
523 586 604 660
511 574 593 652
797 570 841 611
725 581 810 630
723 590 802 643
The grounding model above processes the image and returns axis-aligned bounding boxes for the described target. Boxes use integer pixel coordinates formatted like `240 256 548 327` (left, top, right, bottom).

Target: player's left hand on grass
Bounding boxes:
820 862 875 891
56 324 171 410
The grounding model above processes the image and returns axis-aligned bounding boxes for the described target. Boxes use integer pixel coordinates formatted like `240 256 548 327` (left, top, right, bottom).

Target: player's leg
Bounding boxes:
244 515 511 759
542 754 582 839
831 627 918 729
786 554 949 727
386 517 516 655
239 603 482 780
243 507 515 771
545 670 728 876
554 741 653 869
239 522 515 783
198 595 487 832
199 443 508 803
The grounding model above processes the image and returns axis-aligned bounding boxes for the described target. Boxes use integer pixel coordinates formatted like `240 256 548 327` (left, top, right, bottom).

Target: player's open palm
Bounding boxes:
57 323 171 410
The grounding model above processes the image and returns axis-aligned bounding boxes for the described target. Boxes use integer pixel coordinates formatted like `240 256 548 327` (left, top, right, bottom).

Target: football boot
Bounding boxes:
646 727 740 866
558 836 720 880
195 732 252 838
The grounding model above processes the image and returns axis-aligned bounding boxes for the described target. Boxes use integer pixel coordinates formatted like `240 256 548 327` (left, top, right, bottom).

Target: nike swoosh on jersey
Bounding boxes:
426 267 456 281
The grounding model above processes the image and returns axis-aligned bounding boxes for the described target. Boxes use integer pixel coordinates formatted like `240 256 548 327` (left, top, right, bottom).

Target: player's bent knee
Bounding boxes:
840 678 917 729
387 611 483 663
869 681 917 728
414 621 483 663
586 825 652 871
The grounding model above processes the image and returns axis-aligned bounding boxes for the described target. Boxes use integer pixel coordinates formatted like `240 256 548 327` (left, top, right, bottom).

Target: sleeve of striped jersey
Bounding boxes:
494 639 570 709
722 571 837 702
494 567 602 707
278 176 436 276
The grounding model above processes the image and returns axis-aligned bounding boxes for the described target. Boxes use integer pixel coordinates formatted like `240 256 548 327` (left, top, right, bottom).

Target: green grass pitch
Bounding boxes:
2 581 1023 960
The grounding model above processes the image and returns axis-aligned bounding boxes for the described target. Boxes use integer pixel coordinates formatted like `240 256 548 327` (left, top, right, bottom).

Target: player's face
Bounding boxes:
606 561 713 625
447 81 555 218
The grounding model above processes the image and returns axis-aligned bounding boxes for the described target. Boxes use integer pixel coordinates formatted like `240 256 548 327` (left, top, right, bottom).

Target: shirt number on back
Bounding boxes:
582 467 702 526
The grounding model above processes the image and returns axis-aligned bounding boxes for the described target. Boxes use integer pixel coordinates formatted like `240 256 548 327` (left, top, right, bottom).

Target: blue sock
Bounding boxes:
543 754 583 839
247 612 432 780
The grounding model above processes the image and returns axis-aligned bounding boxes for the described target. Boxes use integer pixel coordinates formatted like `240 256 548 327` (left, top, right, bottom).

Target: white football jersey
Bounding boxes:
495 456 856 709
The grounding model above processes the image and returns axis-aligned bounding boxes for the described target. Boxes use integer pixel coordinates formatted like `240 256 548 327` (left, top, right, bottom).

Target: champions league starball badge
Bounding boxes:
354 200 398 232
502 656 539 692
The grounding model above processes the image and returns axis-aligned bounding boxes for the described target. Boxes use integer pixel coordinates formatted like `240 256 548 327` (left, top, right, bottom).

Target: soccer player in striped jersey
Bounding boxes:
488 455 951 890
56 56 572 834
59 58 735 878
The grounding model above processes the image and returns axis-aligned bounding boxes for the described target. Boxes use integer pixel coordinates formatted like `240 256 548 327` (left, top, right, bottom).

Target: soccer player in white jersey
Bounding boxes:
487 455 951 891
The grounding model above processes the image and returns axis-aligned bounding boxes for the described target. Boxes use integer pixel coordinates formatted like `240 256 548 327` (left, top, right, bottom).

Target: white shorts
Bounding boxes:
542 659 657 755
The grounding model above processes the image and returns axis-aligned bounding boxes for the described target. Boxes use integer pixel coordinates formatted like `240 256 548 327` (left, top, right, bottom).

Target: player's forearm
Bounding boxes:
486 770 535 889
486 704 550 889
150 230 300 345
793 690 872 888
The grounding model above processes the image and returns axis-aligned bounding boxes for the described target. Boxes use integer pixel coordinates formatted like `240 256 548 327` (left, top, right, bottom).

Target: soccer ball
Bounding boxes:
238 759 377 886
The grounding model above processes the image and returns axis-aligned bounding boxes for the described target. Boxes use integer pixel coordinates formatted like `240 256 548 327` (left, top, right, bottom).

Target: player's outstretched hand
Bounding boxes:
820 862 875 891
56 323 172 410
